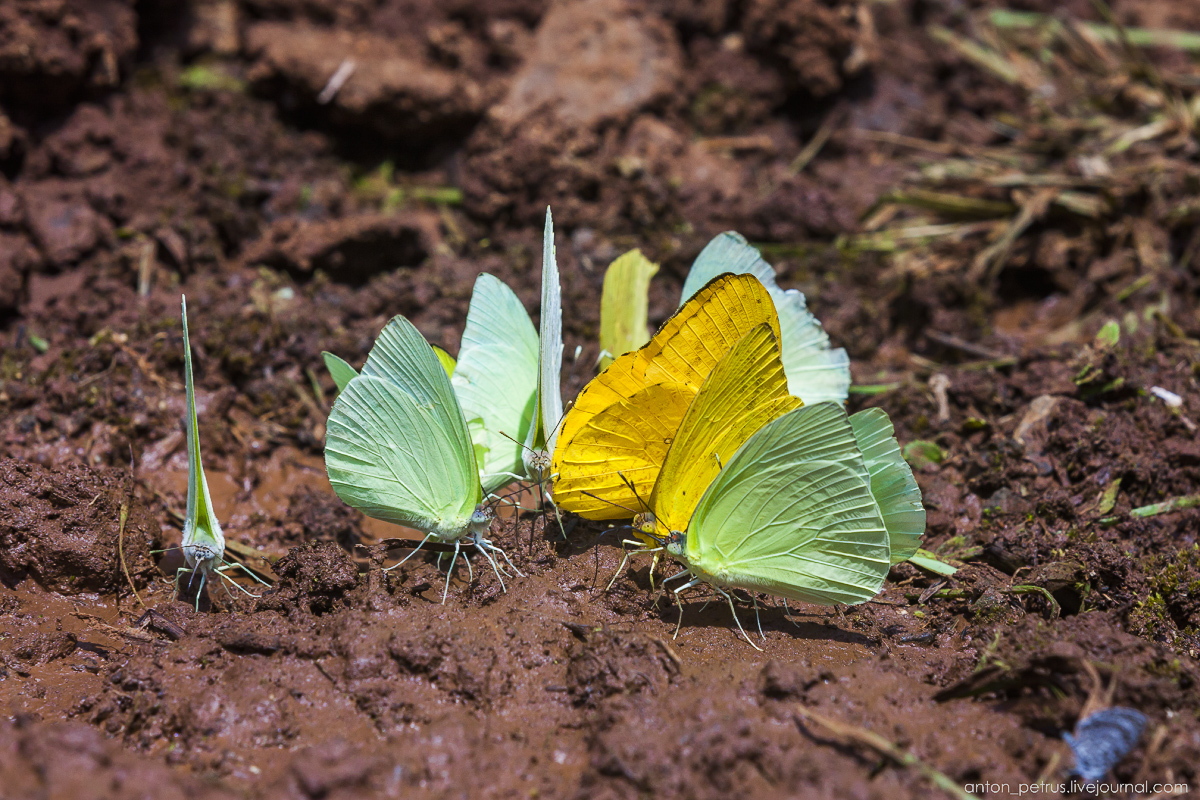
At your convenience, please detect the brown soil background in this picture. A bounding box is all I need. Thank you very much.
[2,0,1200,797]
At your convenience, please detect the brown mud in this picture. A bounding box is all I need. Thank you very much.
[2,0,1200,797]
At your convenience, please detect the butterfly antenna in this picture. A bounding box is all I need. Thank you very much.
[497,429,537,456]
[548,400,573,439]
[616,471,651,513]
[581,490,641,516]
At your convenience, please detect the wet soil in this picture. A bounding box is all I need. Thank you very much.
[2,0,1200,797]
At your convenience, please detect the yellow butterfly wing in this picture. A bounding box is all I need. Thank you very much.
[599,249,659,370]
[549,382,693,518]
[553,273,779,519]
[649,323,802,541]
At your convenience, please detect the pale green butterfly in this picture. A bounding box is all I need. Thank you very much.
[681,232,851,404]
[519,207,564,486]
[683,235,925,565]
[323,314,522,602]
[175,296,267,610]
[656,401,891,648]
[321,208,563,507]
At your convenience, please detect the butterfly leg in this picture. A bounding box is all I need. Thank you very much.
[673,591,685,640]
[172,567,193,602]
[194,570,208,613]
[717,587,763,652]
[219,558,271,587]
[541,482,566,540]
[441,541,461,605]
[648,551,661,591]
[669,577,704,640]
[472,540,508,594]
[384,532,436,573]
[604,540,649,592]
[489,540,525,579]
[216,567,262,599]
[660,568,691,587]
[753,596,765,641]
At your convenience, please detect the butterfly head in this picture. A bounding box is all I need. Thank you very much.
[182,542,221,573]
[470,504,495,533]
[525,449,552,479]
[632,511,658,537]
[665,530,686,557]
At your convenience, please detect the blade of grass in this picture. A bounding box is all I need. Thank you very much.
[793,705,979,800]
[989,10,1200,52]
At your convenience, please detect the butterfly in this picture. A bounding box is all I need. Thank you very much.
[322,209,563,501]
[323,313,521,602]
[625,324,891,646]
[1065,707,1147,782]
[552,272,781,520]
[173,296,267,610]
[598,248,658,370]
[681,232,851,404]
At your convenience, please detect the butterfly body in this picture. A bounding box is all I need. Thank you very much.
[324,315,520,600]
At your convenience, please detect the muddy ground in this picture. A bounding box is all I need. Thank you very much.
[2,0,1200,797]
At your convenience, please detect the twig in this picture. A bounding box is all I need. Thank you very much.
[317,59,356,104]
[989,10,1200,52]
[793,705,979,800]
[134,609,186,640]
[117,500,145,609]
[968,188,1059,283]
[925,332,1005,360]
[1006,584,1061,619]
[789,107,843,175]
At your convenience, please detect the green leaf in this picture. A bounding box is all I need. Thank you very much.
[908,550,959,576]
[902,440,945,469]
[1095,320,1120,349]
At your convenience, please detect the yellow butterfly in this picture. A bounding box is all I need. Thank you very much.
[551,273,790,525]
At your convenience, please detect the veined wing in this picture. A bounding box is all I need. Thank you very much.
[551,382,693,519]
[322,351,358,394]
[686,403,889,605]
[650,323,801,538]
[359,315,479,489]
[180,296,224,557]
[554,273,779,483]
[452,273,538,494]
[325,374,480,537]
[682,232,850,403]
[849,408,926,564]
[599,249,658,369]
[536,207,564,458]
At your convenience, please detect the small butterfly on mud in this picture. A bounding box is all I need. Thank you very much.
[167,296,269,611]
[1064,706,1147,781]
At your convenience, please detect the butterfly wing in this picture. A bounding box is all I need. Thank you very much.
[599,249,659,370]
[650,323,801,539]
[451,274,538,494]
[180,297,225,564]
[849,408,926,564]
[551,382,695,519]
[325,375,479,536]
[322,351,359,394]
[553,273,779,515]
[526,207,565,465]
[683,232,850,404]
[685,403,890,605]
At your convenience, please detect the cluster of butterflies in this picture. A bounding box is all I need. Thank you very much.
[175,208,926,646]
